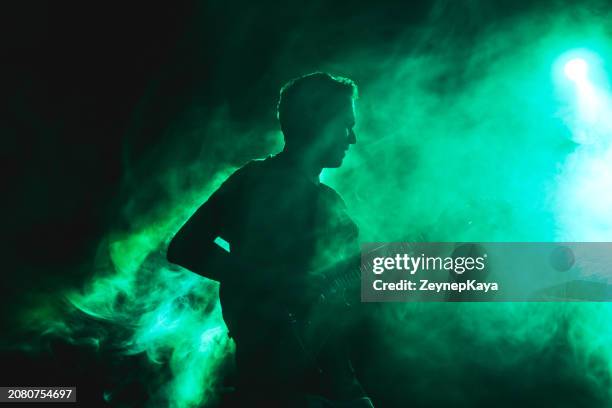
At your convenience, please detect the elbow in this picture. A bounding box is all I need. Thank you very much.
[166,238,184,266]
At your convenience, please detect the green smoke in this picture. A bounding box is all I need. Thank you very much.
[18,1,612,407]
[319,2,612,406]
[58,177,237,407]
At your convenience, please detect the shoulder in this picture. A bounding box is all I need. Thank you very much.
[230,156,268,177]
[233,155,276,179]
[216,156,272,191]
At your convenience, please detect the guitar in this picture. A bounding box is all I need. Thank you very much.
[284,241,428,367]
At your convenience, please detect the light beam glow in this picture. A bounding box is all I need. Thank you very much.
[564,58,588,82]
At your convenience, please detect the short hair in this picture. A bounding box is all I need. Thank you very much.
[277,72,358,147]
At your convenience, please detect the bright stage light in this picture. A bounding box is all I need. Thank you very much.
[564,58,588,82]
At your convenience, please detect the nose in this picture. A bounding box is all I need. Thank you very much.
[348,128,356,145]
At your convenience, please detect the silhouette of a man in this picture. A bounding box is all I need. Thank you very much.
[168,73,373,407]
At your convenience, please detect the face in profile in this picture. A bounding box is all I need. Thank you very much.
[314,98,357,168]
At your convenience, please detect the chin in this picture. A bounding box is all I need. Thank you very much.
[324,157,344,168]
[321,151,347,168]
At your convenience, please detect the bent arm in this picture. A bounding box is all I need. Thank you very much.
[167,200,231,281]
[167,170,244,281]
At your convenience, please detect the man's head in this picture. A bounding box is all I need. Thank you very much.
[277,72,357,168]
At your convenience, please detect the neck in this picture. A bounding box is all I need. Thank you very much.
[278,148,322,185]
